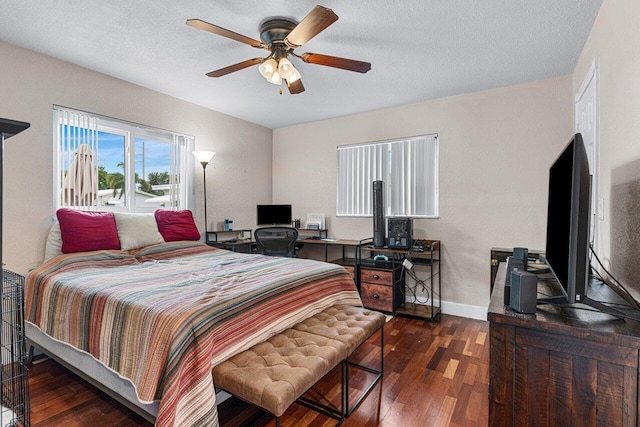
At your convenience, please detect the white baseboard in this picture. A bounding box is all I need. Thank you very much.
[440,300,488,321]
[405,299,488,321]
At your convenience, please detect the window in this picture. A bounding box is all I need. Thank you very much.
[337,134,438,217]
[54,106,195,212]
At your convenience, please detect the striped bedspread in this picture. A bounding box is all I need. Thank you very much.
[25,241,362,426]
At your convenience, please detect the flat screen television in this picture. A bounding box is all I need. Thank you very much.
[540,133,629,318]
[543,133,591,304]
[257,204,292,226]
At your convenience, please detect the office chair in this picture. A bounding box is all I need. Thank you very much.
[254,227,299,257]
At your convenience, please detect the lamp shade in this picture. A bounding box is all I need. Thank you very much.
[277,58,296,79]
[286,66,302,84]
[267,70,282,85]
[192,151,216,165]
[258,58,278,79]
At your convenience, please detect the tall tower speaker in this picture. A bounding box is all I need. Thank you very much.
[372,180,386,248]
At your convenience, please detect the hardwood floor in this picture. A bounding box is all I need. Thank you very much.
[28,314,489,426]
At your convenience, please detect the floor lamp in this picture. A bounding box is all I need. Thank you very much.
[193,151,216,238]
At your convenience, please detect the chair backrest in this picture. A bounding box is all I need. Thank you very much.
[254,227,299,257]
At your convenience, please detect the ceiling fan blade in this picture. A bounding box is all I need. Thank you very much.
[286,78,305,94]
[206,58,264,77]
[284,6,338,48]
[301,53,371,73]
[285,79,304,95]
[187,19,266,49]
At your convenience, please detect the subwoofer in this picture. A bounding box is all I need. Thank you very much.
[372,180,385,248]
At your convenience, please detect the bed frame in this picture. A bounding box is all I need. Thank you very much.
[26,321,158,423]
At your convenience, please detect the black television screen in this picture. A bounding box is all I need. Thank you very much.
[543,133,591,304]
[257,204,292,225]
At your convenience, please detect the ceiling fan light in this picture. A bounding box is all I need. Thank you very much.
[267,70,282,85]
[258,58,278,79]
[287,67,302,83]
[277,58,296,79]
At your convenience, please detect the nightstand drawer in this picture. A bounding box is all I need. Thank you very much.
[360,283,394,312]
[360,268,393,285]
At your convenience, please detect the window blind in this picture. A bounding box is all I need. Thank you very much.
[55,108,99,210]
[53,106,195,212]
[337,134,438,217]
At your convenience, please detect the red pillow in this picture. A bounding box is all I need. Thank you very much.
[56,208,121,253]
[154,210,200,242]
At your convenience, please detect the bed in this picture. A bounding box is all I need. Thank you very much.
[25,216,362,427]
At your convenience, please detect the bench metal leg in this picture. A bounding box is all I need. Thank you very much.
[344,324,384,417]
[297,360,344,425]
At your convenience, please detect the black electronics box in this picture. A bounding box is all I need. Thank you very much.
[504,256,525,305]
[360,257,394,269]
[509,271,538,314]
[387,217,413,249]
[513,247,529,270]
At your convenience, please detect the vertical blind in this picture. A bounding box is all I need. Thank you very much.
[337,142,388,216]
[54,106,195,212]
[337,134,438,217]
[55,108,99,210]
[169,134,194,212]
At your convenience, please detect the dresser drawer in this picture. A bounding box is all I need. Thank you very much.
[360,268,393,285]
[360,283,394,312]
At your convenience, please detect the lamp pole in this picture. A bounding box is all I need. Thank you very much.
[192,151,216,240]
[201,161,208,234]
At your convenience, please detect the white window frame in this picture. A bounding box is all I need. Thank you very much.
[337,134,439,218]
[53,106,195,213]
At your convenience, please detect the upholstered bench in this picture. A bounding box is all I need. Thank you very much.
[213,328,347,426]
[293,304,386,415]
[212,305,386,425]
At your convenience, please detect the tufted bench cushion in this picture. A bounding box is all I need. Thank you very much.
[293,304,386,355]
[212,328,347,417]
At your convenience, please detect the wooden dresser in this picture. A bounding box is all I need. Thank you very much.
[488,264,640,426]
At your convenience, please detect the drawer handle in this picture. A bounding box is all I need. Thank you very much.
[372,274,380,279]
[372,294,380,299]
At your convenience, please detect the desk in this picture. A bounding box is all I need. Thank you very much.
[298,239,360,279]
[299,238,361,262]
[206,229,252,243]
[207,239,255,253]
[295,228,328,239]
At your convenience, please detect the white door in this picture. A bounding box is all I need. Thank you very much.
[575,60,599,253]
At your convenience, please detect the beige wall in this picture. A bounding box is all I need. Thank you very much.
[0,41,273,276]
[573,0,640,293]
[273,77,573,309]
[0,35,587,311]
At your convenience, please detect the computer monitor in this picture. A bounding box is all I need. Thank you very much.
[256,204,292,225]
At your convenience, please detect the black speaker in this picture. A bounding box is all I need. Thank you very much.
[504,256,524,287]
[513,247,529,270]
[372,180,386,248]
[388,217,412,249]
[509,271,537,314]
[504,256,524,305]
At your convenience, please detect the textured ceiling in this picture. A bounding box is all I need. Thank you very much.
[0,0,603,129]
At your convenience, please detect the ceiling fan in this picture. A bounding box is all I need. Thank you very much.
[186,5,371,94]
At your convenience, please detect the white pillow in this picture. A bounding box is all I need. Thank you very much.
[44,221,63,261]
[114,212,164,251]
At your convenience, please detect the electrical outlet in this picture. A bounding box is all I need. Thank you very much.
[402,259,413,270]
